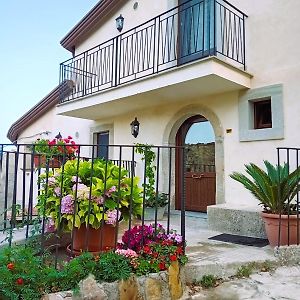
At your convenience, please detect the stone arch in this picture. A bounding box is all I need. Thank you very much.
[162,103,225,205]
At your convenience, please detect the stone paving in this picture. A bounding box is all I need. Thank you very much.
[188,266,300,300]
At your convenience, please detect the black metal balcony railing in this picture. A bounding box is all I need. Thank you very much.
[59,0,247,103]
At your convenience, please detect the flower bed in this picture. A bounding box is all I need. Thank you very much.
[0,224,187,300]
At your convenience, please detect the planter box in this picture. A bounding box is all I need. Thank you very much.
[34,155,62,168]
[144,206,166,221]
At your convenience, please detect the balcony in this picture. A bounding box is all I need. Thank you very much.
[58,0,250,119]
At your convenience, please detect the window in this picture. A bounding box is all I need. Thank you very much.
[253,99,272,129]
[96,131,109,160]
[238,84,283,142]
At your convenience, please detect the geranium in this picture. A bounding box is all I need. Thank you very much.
[32,135,78,159]
[115,249,138,258]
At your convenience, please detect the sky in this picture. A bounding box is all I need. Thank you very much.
[185,122,215,144]
[0,1,99,144]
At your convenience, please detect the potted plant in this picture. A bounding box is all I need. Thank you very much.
[135,144,168,221]
[36,158,143,254]
[230,160,300,246]
[32,135,78,168]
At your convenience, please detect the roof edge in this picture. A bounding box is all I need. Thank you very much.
[60,0,124,53]
[7,81,73,143]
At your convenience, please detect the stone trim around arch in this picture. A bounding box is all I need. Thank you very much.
[162,104,225,206]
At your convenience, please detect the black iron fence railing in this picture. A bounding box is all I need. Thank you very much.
[0,143,186,267]
[276,147,300,247]
[59,0,247,103]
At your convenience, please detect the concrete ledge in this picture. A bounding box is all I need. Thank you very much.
[207,204,266,238]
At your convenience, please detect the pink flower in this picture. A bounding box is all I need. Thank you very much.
[45,218,56,233]
[105,186,117,197]
[115,248,138,258]
[105,209,121,226]
[61,195,74,214]
[48,177,56,186]
[54,187,61,196]
[73,183,90,200]
[71,176,82,183]
[93,196,104,205]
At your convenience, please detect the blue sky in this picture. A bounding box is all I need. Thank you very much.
[0,1,99,144]
[185,122,215,144]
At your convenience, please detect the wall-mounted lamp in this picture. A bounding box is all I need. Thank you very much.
[130,117,140,138]
[55,132,62,139]
[116,14,124,32]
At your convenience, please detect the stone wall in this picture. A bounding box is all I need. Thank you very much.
[43,261,186,300]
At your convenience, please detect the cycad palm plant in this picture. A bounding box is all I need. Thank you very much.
[230,161,300,214]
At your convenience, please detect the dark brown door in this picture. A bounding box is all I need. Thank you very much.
[175,115,216,212]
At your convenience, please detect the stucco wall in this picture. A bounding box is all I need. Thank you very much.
[75,0,177,55]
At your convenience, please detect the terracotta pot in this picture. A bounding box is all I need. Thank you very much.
[70,224,117,255]
[261,212,300,247]
[34,155,62,168]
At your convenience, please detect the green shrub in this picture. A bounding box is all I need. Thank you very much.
[200,275,218,288]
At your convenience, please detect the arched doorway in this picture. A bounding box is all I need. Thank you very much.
[175,115,216,212]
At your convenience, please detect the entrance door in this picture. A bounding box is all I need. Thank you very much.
[175,115,216,212]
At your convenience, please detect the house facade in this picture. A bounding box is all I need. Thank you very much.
[7,0,300,237]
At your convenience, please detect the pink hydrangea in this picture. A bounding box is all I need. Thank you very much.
[54,187,61,196]
[105,209,121,226]
[48,177,56,186]
[105,186,117,197]
[72,183,90,200]
[93,196,104,205]
[61,194,74,214]
[71,176,82,183]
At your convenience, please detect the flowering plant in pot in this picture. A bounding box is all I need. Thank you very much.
[32,135,78,168]
[116,223,187,273]
[36,158,143,254]
[135,144,168,220]
[230,160,300,246]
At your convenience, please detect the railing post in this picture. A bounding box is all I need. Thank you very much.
[114,36,119,87]
[213,0,217,56]
[82,51,87,97]
[243,14,246,70]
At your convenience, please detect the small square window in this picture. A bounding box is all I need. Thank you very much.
[253,99,272,129]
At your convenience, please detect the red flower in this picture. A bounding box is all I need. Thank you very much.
[176,246,183,255]
[7,262,14,270]
[169,254,177,261]
[64,139,70,143]
[68,136,73,140]
[159,262,166,271]
[143,245,151,254]
[16,278,24,285]
[48,139,56,146]
[152,252,159,258]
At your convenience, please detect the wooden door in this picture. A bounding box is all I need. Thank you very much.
[175,115,216,212]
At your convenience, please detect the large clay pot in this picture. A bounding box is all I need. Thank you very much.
[34,155,62,168]
[261,212,300,247]
[70,224,117,255]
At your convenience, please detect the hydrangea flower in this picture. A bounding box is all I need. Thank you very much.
[93,196,104,205]
[105,209,121,226]
[45,218,56,233]
[54,187,61,196]
[72,183,90,200]
[71,176,82,183]
[61,195,74,214]
[105,186,117,197]
[48,177,56,186]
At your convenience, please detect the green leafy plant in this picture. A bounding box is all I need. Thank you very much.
[230,160,300,214]
[36,159,143,231]
[236,264,254,278]
[199,274,218,288]
[135,144,168,208]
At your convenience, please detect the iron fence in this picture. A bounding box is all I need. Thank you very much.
[276,147,300,247]
[0,143,186,266]
[60,0,247,102]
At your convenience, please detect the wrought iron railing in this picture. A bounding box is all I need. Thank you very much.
[59,0,247,103]
[0,143,186,266]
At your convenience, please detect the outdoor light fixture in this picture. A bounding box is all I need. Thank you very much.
[55,132,62,139]
[116,14,124,32]
[130,117,140,138]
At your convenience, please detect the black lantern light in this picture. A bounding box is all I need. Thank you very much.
[116,14,124,32]
[130,117,140,138]
[55,132,62,139]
